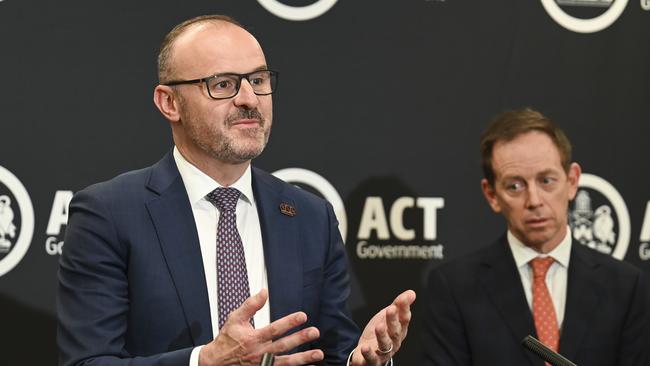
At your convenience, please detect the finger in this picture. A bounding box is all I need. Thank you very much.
[374,321,393,355]
[274,349,324,366]
[255,311,308,342]
[385,305,402,345]
[393,289,416,308]
[359,344,381,365]
[228,289,269,323]
[267,327,320,355]
[394,290,416,326]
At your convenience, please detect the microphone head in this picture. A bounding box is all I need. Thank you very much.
[521,335,577,366]
[260,352,275,366]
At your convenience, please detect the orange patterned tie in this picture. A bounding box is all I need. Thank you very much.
[530,257,559,362]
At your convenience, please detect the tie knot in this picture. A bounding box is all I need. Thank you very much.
[530,257,555,279]
[206,187,241,212]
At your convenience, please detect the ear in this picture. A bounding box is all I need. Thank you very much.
[566,162,582,200]
[481,178,502,213]
[153,85,181,122]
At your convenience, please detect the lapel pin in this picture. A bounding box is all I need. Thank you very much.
[279,202,297,217]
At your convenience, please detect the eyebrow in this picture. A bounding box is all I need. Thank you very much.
[536,169,561,176]
[500,169,561,182]
[212,65,269,75]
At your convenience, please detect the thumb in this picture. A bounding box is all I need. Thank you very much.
[394,289,416,307]
[228,289,268,324]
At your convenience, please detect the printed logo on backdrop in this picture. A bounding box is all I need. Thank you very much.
[541,0,628,33]
[344,176,445,261]
[642,0,650,11]
[569,173,630,259]
[0,165,34,277]
[638,202,650,260]
[45,191,73,256]
[355,196,445,260]
[257,0,337,21]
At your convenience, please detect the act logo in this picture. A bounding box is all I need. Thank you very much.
[541,0,628,33]
[45,190,73,255]
[355,196,445,260]
[272,168,347,240]
[257,0,337,21]
[0,165,34,277]
[569,173,630,260]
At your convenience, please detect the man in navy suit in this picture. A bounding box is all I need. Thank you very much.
[421,108,649,365]
[57,15,415,366]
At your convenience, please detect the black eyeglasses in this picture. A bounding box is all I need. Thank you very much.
[163,69,279,100]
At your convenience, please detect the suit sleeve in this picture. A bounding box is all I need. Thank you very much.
[57,188,193,366]
[615,269,650,366]
[421,267,472,366]
[314,201,360,365]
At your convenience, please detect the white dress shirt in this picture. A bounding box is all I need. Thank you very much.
[172,148,269,365]
[507,227,572,328]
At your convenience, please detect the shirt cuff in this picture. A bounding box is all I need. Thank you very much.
[346,348,393,366]
[189,345,204,366]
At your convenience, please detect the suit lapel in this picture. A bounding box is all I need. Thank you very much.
[558,244,599,361]
[479,238,540,366]
[145,153,213,345]
[252,168,302,321]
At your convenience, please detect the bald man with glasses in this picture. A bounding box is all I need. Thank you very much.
[57,14,415,366]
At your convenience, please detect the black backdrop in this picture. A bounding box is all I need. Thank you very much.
[1,0,649,364]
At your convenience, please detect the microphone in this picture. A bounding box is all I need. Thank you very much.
[260,352,275,366]
[521,335,577,366]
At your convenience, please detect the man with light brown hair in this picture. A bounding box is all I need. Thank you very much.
[421,107,649,365]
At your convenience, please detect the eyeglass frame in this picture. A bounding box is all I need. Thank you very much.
[162,69,279,100]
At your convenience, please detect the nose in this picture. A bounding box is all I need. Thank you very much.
[526,184,543,209]
[233,78,259,109]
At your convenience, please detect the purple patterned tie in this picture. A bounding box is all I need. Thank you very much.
[206,187,253,329]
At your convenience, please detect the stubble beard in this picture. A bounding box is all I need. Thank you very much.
[185,107,271,165]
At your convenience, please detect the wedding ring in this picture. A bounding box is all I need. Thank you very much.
[378,343,393,355]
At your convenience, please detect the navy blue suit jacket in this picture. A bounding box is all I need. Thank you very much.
[57,152,359,366]
[421,236,650,366]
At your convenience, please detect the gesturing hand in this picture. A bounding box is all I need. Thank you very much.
[351,290,416,366]
[199,289,324,366]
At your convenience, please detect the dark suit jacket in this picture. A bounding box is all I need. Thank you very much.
[421,236,650,366]
[57,152,359,366]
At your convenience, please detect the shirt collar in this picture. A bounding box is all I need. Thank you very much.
[173,147,255,206]
[508,226,572,269]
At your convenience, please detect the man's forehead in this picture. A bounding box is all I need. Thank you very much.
[178,21,250,45]
[171,22,266,75]
[493,132,559,158]
[492,132,564,177]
